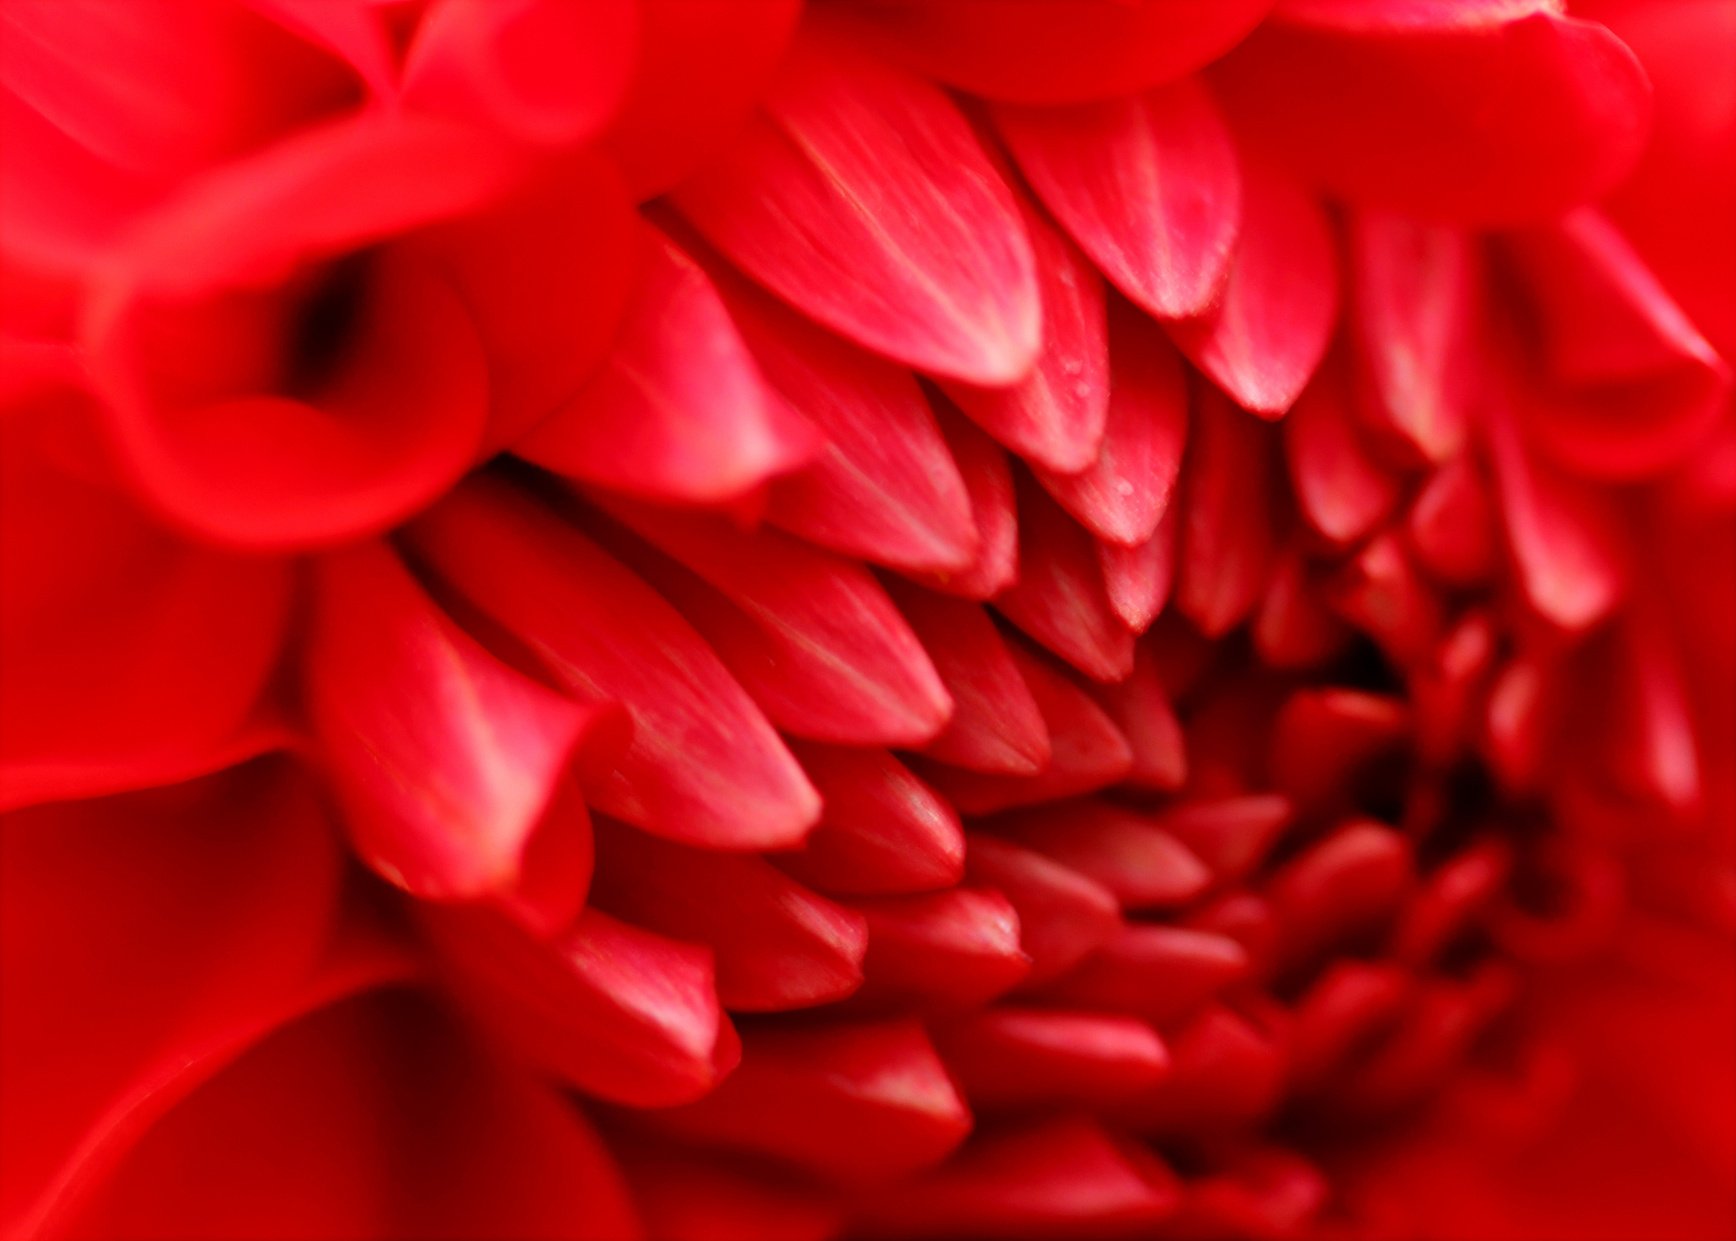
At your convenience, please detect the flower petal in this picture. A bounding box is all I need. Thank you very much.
[851,889,1031,1010]
[517,224,820,504]
[1036,308,1189,546]
[778,743,967,896]
[674,29,1040,384]
[935,1009,1171,1110]
[904,402,1021,597]
[592,818,868,1013]
[997,79,1241,322]
[592,497,953,747]
[1165,160,1339,416]
[304,539,603,905]
[1176,388,1282,636]
[832,0,1275,103]
[1284,356,1403,547]
[1215,9,1652,222]
[405,477,820,850]
[964,835,1124,987]
[983,799,1214,911]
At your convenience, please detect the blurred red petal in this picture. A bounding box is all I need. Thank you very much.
[650,1021,972,1184]
[593,818,868,1012]
[1040,925,1251,1026]
[936,1009,1171,1110]
[964,835,1124,988]
[904,402,1021,597]
[833,0,1274,104]
[674,30,1040,384]
[405,478,820,850]
[851,888,1031,1009]
[1284,358,1403,547]
[984,799,1213,911]
[429,906,737,1107]
[401,0,636,146]
[1089,642,1189,790]
[1177,388,1282,636]
[1098,509,1178,635]
[997,79,1241,322]
[1215,9,1652,223]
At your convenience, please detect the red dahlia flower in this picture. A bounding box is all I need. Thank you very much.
[1,1,1732,1238]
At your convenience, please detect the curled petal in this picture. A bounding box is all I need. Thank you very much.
[674,30,1040,384]
[0,400,292,810]
[1215,9,1652,223]
[997,79,1241,322]
[405,478,820,850]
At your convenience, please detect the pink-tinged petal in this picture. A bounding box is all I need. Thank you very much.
[0,400,292,811]
[1346,211,1478,464]
[1600,605,1704,818]
[61,991,641,1241]
[836,0,1274,103]
[983,799,1213,911]
[1501,209,1733,480]
[851,889,1031,1010]
[996,473,1136,682]
[1036,308,1189,545]
[519,225,819,504]
[940,188,1111,474]
[854,1117,1183,1238]
[592,497,952,747]
[0,0,367,267]
[886,579,1051,775]
[413,154,636,450]
[427,906,736,1107]
[607,0,803,198]
[304,540,603,904]
[1270,689,1410,815]
[1267,820,1415,975]
[1254,546,1355,670]
[615,1143,841,1241]
[1115,1005,1287,1138]
[401,0,636,146]
[592,819,867,1013]
[1166,160,1338,415]
[1098,510,1178,636]
[1042,926,1251,1027]
[673,30,1040,384]
[964,835,1124,988]
[1485,392,1627,632]
[1480,653,1558,794]
[1215,10,1652,223]
[997,79,1241,322]
[1089,642,1188,790]
[919,643,1136,814]
[650,1021,973,1184]
[778,743,966,896]
[405,478,820,850]
[708,271,980,573]
[1157,795,1292,885]
[1276,0,1555,30]
[1284,358,1403,547]
[1406,456,1498,587]
[905,402,1021,597]
[0,764,355,1240]
[936,1010,1171,1110]
[1176,388,1282,636]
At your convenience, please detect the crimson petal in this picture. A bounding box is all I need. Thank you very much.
[674,30,1040,384]
[997,79,1241,322]
[405,478,820,850]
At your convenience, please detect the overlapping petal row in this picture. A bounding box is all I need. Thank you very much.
[2,1,1732,1238]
